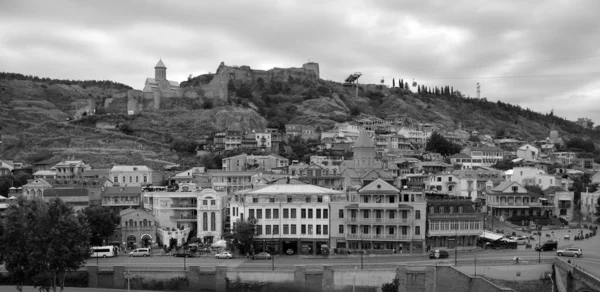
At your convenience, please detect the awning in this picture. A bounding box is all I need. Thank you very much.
[480,231,504,241]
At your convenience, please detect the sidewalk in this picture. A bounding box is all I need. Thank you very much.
[0,287,170,292]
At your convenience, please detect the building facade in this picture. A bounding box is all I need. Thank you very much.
[119,208,157,249]
[109,165,154,187]
[426,197,483,249]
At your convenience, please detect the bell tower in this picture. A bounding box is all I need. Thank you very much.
[155,59,167,80]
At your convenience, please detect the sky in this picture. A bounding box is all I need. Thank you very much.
[1,0,599,125]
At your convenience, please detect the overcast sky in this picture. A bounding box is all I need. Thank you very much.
[1,0,599,124]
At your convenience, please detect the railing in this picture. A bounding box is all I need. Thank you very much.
[103,201,139,206]
[169,215,197,221]
[345,218,412,224]
[170,204,197,208]
[198,205,221,211]
[427,229,482,236]
[346,234,415,241]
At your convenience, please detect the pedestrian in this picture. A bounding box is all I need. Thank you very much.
[392,248,396,254]
[399,246,403,254]
[246,252,249,259]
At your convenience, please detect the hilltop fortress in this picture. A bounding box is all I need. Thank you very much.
[103,60,320,114]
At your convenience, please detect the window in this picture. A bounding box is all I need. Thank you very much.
[257,209,262,219]
[143,175,148,183]
[203,200,208,205]
[283,224,289,234]
[403,194,409,202]
[266,209,271,219]
[136,176,139,183]
[287,196,292,203]
[323,225,328,235]
[449,206,454,213]
[249,209,255,218]
[211,212,216,231]
[448,177,453,182]
[316,225,321,235]
[389,196,395,203]
[363,196,369,203]
[273,225,279,235]
[305,197,311,203]
[203,213,208,231]
[317,196,323,203]
[437,177,442,182]
[129,176,132,183]
[351,210,357,218]
[256,225,262,235]
[415,210,421,220]
[362,226,369,234]
[339,210,344,218]
[363,210,369,218]
[269,197,275,203]
[316,209,321,219]
[252,197,258,203]
[273,209,279,219]
[389,211,395,219]
[308,209,313,219]
[211,200,215,205]
[301,209,306,219]
[458,206,463,213]
[308,225,313,234]
[351,226,357,234]
[301,224,306,235]
[291,224,297,234]
[429,206,434,213]
[266,225,271,235]
[512,186,518,192]
[114,176,118,183]
[411,194,414,202]
[323,209,328,219]
[439,206,444,213]
[339,225,344,234]
[291,209,297,218]
[415,226,420,235]
[375,210,382,219]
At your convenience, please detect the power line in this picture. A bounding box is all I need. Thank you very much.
[419,72,600,81]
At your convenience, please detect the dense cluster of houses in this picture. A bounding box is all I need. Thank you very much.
[1,116,599,255]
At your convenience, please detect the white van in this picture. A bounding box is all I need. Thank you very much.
[90,246,117,258]
[129,248,151,257]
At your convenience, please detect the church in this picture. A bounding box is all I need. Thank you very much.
[143,59,180,94]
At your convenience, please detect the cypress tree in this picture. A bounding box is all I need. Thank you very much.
[392,78,395,88]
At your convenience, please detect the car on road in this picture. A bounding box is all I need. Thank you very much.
[564,235,570,240]
[252,252,271,260]
[286,249,295,255]
[534,241,557,252]
[428,250,449,259]
[173,250,195,258]
[129,248,151,257]
[215,252,234,259]
[557,248,582,257]
[513,236,528,245]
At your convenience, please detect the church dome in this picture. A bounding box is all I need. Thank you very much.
[155,59,167,69]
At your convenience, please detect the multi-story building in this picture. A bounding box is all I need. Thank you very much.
[450,146,504,169]
[254,131,272,151]
[208,170,258,194]
[506,167,558,190]
[222,154,288,172]
[426,196,483,249]
[102,186,142,209]
[109,166,154,187]
[119,208,157,249]
[229,183,345,255]
[267,128,283,153]
[582,191,600,222]
[486,181,551,219]
[212,131,226,152]
[225,130,243,151]
[452,169,504,201]
[426,173,460,195]
[285,124,318,140]
[344,178,427,253]
[143,184,226,246]
[516,144,540,161]
[397,127,430,147]
[288,162,343,190]
[54,160,91,178]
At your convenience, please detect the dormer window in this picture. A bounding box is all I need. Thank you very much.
[512,186,518,192]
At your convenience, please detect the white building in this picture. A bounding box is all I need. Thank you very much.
[143,184,226,245]
[109,165,154,186]
[516,144,539,161]
[582,191,600,222]
[397,127,430,146]
[229,183,345,255]
[507,167,559,190]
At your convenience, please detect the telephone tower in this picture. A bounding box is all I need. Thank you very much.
[476,82,481,99]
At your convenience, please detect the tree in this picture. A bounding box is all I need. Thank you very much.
[595,197,600,224]
[256,77,265,92]
[237,83,253,99]
[80,206,120,246]
[0,197,91,292]
[350,106,361,116]
[425,132,462,156]
[524,185,544,197]
[225,217,257,254]
[392,78,395,88]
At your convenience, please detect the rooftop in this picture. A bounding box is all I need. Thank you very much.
[110,165,152,172]
[247,184,343,195]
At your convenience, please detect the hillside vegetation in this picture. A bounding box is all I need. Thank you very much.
[1,71,598,169]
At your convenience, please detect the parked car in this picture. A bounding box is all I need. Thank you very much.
[513,236,528,245]
[564,235,570,240]
[215,252,234,259]
[129,248,151,257]
[557,248,582,257]
[252,252,271,260]
[428,250,449,259]
[534,241,558,252]
[286,249,295,255]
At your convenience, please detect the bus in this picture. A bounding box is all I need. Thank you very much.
[90,246,118,258]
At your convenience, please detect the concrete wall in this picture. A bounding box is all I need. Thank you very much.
[456,264,552,281]
[87,264,516,292]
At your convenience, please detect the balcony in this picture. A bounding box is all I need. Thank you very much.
[170,215,197,222]
[345,217,413,225]
[170,203,197,208]
[356,203,399,208]
[427,229,482,236]
[198,205,221,211]
[346,234,415,241]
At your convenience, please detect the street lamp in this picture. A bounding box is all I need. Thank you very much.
[537,224,542,263]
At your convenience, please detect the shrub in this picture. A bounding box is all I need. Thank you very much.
[381,278,400,292]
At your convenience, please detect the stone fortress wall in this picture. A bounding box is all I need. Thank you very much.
[103,61,321,114]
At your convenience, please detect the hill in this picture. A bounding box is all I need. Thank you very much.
[1,68,599,169]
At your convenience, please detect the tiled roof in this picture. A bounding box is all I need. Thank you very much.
[247,184,343,195]
[110,165,152,172]
[155,59,166,68]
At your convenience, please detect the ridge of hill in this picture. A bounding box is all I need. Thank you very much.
[1,70,598,169]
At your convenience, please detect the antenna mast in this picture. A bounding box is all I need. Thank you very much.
[476,82,481,99]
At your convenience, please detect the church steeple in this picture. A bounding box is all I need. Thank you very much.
[352,130,375,168]
[155,59,167,80]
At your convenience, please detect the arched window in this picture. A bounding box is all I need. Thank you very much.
[458,206,463,213]
[203,213,208,231]
[143,219,147,227]
[129,219,133,227]
[429,206,434,213]
[439,206,444,213]
[449,206,454,213]
[211,212,216,231]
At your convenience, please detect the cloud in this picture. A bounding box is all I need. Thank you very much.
[0,0,599,123]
